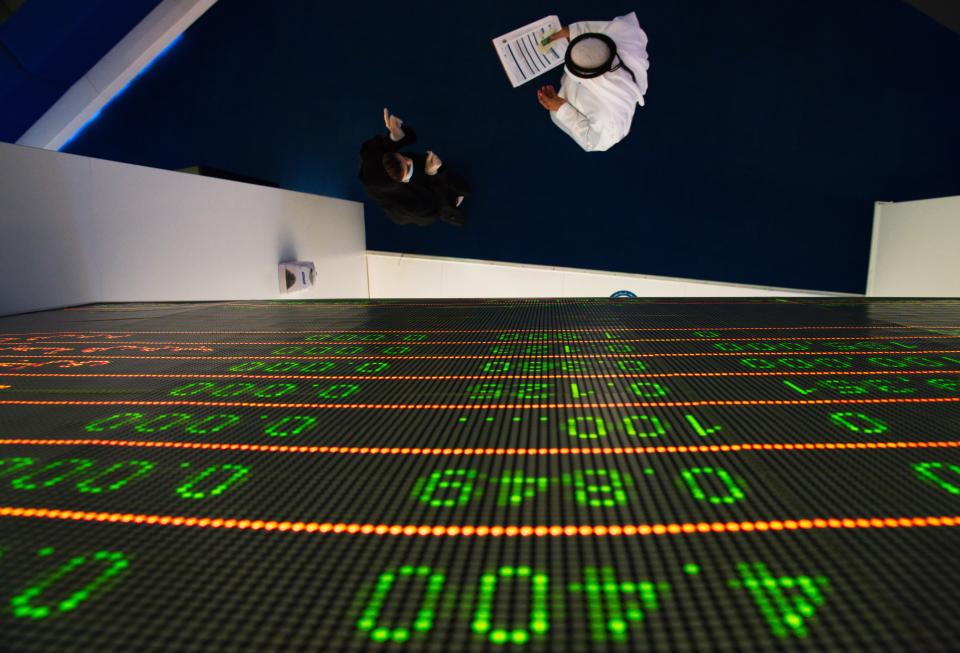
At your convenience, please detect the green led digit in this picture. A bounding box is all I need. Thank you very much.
[333,346,363,355]
[0,457,36,478]
[814,357,852,369]
[828,412,887,434]
[352,361,389,374]
[184,414,242,434]
[729,562,829,639]
[382,346,411,355]
[606,343,634,353]
[84,413,145,432]
[679,467,746,504]
[616,360,646,372]
[133,413,192,433]
[867,357,907,369]
[630,382,667,398]
[469,383,503,400]
[316,384,360,399]
[228,361,265,372]
[818,379,868,395]
[11,459,94,490]
[740,358,775,369]
[692,331,720,337]
[564,469,631,507]
[271,346,316,355]
[76,461,156,494]
[497,333,521,341]
[783,381,817,395]
[412,470,478,507]
[516,383,552,400]
[175,464,251,500]
[472,566,549,644]
[11,551,131,620]
[569,567,668,643]
[263,416,317,437]
[714,343,743,351]
[684,414,722,437]
[928,378,959,392]
[495,472,549,506]
[903,356,945,368]
[169,382,216,397]
[621,415,667,437]
[913,462,960,494]
[566,416,608,439]
[300,361,336,373]
[863,378,915,394]
[252,383,297,398]
[559,360,586,373]
[402,334,427,342]
[521,361,551,373]
[261,361,302,372]
[210,382,257,397]
[778,358,814,369]
[356,566,446,643]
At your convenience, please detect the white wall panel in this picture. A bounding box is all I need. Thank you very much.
[0,142,367,315]
[367,252,834,298]
[868,197,960,296]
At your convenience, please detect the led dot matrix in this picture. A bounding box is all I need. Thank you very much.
[2,298,960,651]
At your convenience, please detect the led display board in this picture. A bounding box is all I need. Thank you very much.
[1,298,960,651]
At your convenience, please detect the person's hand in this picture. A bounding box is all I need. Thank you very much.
[537,85,567,112]
[383,107,404,140]
[544,26,569,44]
[425,151,443,176]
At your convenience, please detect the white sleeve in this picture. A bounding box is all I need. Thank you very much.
[569,20,610,38]
[553,102,605,152]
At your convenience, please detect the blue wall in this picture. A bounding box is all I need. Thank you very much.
[0,0,161,142]
[43,1,960,292]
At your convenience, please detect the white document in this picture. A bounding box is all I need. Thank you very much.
[493,15,568,88]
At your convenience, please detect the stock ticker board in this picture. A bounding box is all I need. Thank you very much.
[1,298,960,651]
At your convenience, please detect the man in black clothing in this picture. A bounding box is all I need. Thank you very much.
[359,108,471,227]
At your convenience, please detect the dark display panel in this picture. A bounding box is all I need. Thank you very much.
[1,298,960,652]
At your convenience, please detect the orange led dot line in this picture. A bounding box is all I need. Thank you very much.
[2,439,958,457]
[9,335,960,347]
[0,397,958,411]
[2,325,955,336]
[4,349,960,362]
[0,369,957,382]
[1,507,958,538]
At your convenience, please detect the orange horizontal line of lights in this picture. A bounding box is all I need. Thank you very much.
[4,350,960,362]
[0,397,958,410]
[7,335,959,346]
[2,506,958,537]
[2,439,958,456]
[2,325,955,336]
[0,370,956,382]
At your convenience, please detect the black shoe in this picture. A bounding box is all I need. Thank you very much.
[440,210,467,227]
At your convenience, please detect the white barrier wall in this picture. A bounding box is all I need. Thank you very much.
[867,196,960,297]
[0,142,367,315]
[366,252,835,298]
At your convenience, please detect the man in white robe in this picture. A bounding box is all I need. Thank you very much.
[537,12,650,152]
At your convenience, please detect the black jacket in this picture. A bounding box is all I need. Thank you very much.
[359,126,469,226]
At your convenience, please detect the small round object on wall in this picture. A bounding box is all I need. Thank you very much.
[610,290,637,298]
